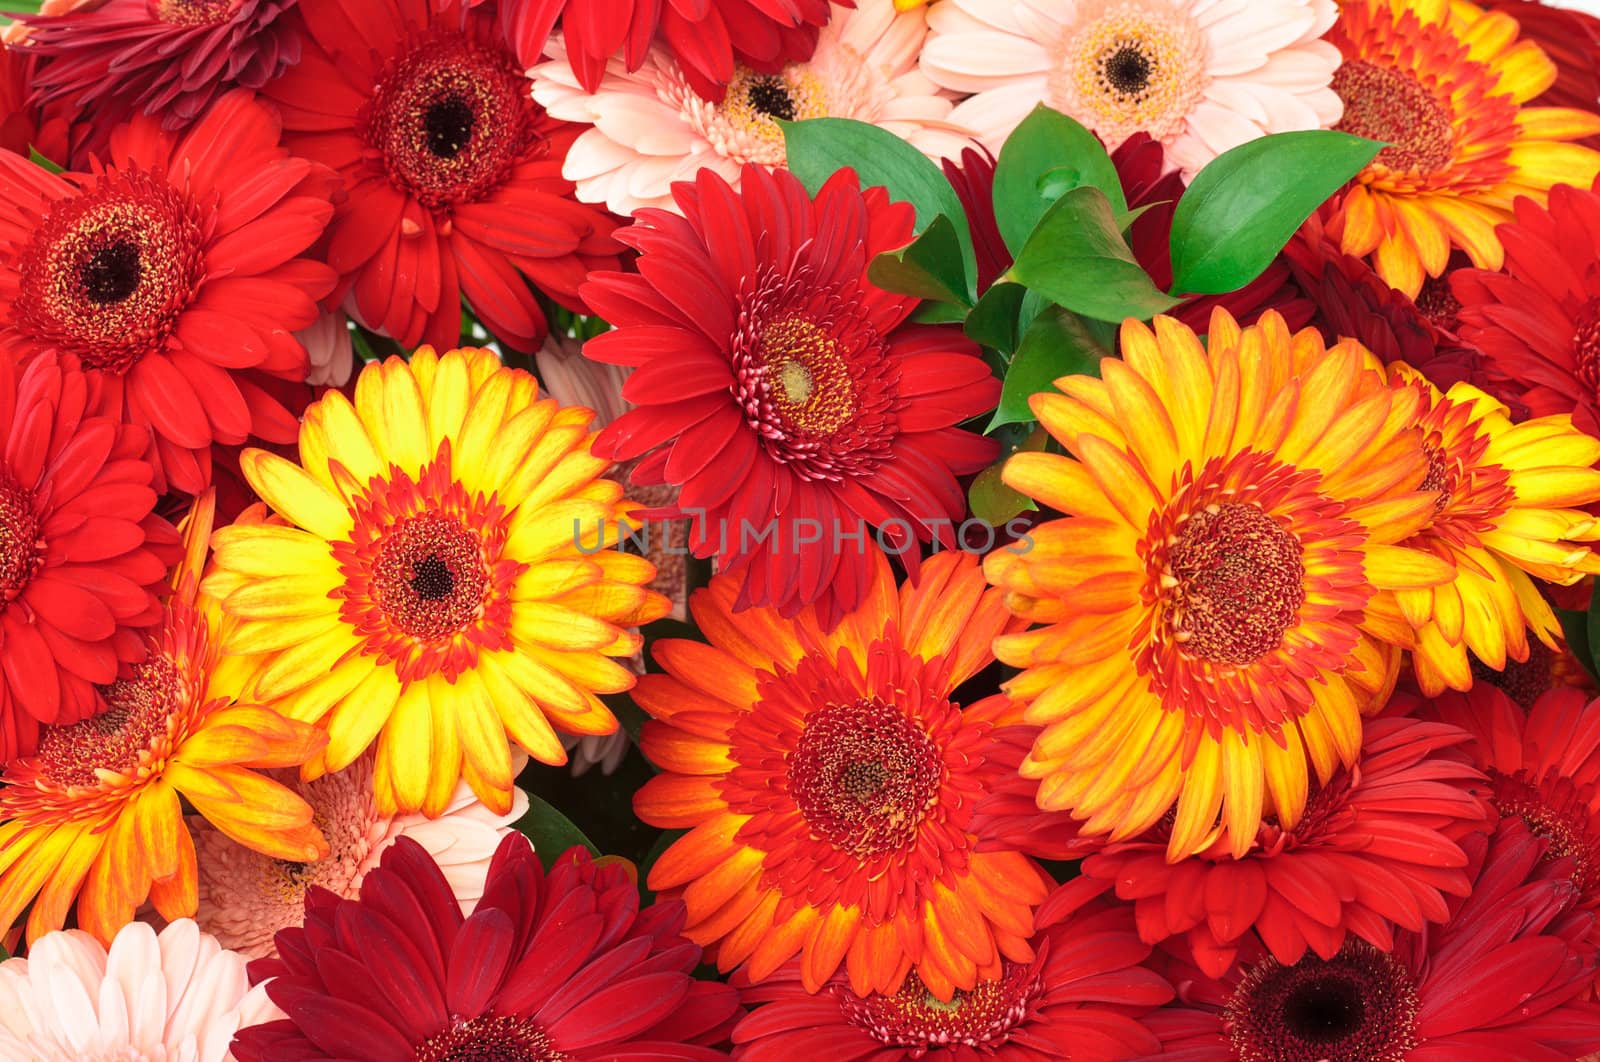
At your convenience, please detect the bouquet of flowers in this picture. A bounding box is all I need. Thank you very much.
[1,0,1600,1058]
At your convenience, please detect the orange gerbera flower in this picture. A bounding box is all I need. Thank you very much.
[1324,0,1600,297]
[985,309,1451,861]
[633,549,1051,1001]
[0,493,326,946]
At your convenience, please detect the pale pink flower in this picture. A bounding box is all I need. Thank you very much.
[920,0,1343,180]
[530,0,976,216]
[0,919,280,1061]
[190,752,529,959]
[295,311,355,388]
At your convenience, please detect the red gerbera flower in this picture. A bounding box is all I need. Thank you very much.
[0,354,177,761]
[583,164,999,626]
[1144,819,1600,1061]
[1468,636,1595,709]
[234,833,743,1060]
[1482,0,1600,150]
[1078,717,1491,979]
[0,44,71,165]
[499,0,838,102]
[730,880,1173,1061]
[266,0,622,355]
[0,89,336,495]
[17,0,301,152]
[1415,683,1600,945]
[1453,176,1600,435]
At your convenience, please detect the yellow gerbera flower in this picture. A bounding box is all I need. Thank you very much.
[984,309,1453,861]
[1367,367,1600,694]
[0,492,327,946]
[1325,0,1600,297]
[205,347,669,818]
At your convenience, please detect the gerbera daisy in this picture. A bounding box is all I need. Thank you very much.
[0,44,70,163]
[266,0,620,355]
[0,89,337,494]
[1416,683,1600,937]
[532,0,971,218]
[500,0,836,102]
[1453,178,1600,434]
[919,0,1343,180]
[583,164,999,626]
[1144,819,1600,1060]
[1079,717,1491,979]
[233,833,743,1060]
[16,0,300,149]
[0,919,282,1062]
[1469,636,1595,709]
[984,308,1450,861]
[731,880,1173,1060]
[1323,0,1600,297]
[0,492,327,946]
[205,347,669,818]
[633,549,1051,1000]
[0,354,178,761]
[191,749,530,959]
[1483,0,1600,149]
[1365,367,1600,695]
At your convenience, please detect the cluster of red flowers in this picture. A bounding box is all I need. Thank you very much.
[4,0,1600,1059]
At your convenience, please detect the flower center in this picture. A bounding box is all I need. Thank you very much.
[838,966,1041,1050]
[372,512,487,641]
[1165,503,1306,665]
[148,0,239,26]
[1050,5,1206,144]
[11,171,204,374]
[1570,298,1600,401]
[0,476,43,603]
[788,697,944,857]
[746,76,797,122]
[1225,940,1420,1062]
[708,66,830,166]
[1470,642,1554,708]
[1420,443,1453,512]
[414,1015,568,1062]
[758,317,853,437]
[1413,275,1462,332]
[1332,60,1455,175]
[1488,768,1600,902]
[363,32,540,209]
[35,654,185,788]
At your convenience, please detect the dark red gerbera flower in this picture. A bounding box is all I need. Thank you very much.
[1453,176,1600,434]
[1483,0,1600,150]
[0,44,71,165]
[266,0,622,354]
[499,0,838,103]
[1143,819,1600,1061]
[0,89,337,495]
[234,833,743,1061]
[731,879,1173,1061]
[1469,636,1595,709]
[582,164,999,628]
[17,0,301,152]
[0,354,178,761]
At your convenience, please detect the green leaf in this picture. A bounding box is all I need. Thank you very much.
[1007,186,1180,324]
[512,793,601,868]
[27,147,62,175]
[968,426,1048,525]
[989,306,1110,431]
[993,105,1126,257]
[911,301,968,324]
[965,283,1026,355]
[0,0,43,27]
[866,214,972,306]
[779,117,975,279]
[1168,130,1383,296]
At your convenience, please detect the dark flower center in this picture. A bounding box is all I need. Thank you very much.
[1420,443,1454,512]
[788,696,944,857]
[37,654,185,788]
[1332,60,1455,175]
[1470,642,1554,708]
[1225,940,1420,1062]
[373,512,487,640]
[1488,767,1600,902]
[1413,275,1462,332]
[1104,45,1153,94]
[1166,503,1307,665]
[364,32,541,209]
[839,966,1042,1050]
[1571,298,1600,400]
[0,477,43,603]
[746,76,797,121]
[414,1015,568,1062]
[12,171,205,374]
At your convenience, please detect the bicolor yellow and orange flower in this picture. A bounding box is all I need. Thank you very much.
[1326,0,1600,296]
[0,493,326,946]
[634,548,1051,1001]
[984,309,1453,862]
[205,347,669,819]
[1367,365,1600,694]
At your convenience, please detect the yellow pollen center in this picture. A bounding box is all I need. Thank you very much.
[1051,5,1206,145]
[778,358,813,405]
[716,66,830,165]
[759,317,854,437]
[1332,60,1456,176]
